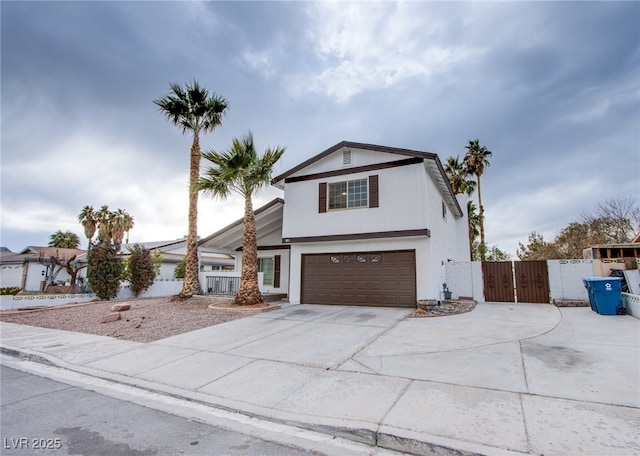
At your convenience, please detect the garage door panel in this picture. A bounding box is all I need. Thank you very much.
[301,250,416,307]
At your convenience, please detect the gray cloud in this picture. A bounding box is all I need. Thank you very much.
[1,1,638,256]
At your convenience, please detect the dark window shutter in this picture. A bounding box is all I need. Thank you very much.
[319,182,327,213]
[274,255,281,288]
[369,175,379,208]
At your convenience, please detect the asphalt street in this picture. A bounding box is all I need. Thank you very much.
[0,365,315,456]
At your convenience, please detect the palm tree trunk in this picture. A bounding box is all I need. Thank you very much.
[477,175,486,261]
[468,218,474,260]
[181,133,202,297]
[235,195,263,305]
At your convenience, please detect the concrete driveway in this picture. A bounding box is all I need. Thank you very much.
[2,302,639,455]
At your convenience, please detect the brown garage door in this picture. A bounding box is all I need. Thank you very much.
[301,250,416,307]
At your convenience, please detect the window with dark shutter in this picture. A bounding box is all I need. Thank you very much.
[369,175,379,208]
[319,182,327,213]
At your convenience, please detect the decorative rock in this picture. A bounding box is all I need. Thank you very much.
[410,299,477,318]
[101,312,121,323]
[416,299,439,311]
[111,303,131,312]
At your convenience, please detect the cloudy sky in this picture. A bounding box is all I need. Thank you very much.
[2,0,639,256]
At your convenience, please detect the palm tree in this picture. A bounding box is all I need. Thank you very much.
[464,139,492,260]
[48,230,81,249]
[154,81,228,297]
[78,205,98,247]
[111,208,134,250]
[444,156,476,196]
[467,201,482,260]
[445,156,476,259]
[195,132,285,305]
[96,205,113,245]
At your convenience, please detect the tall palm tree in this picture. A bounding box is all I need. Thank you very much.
[195,132,285,305]
[111,208,134,250]
[48,230,81,249]
[467,201,482,260]
[154,81,228,297]
[464,139,492,260]
[78,205,98,248]
[96,205,113,245]
[445,156,476,259]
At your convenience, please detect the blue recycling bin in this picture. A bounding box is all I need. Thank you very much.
[582,277,624,315]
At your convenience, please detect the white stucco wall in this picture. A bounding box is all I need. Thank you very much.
[233,250,289,295]
[4,262,86,292]
[423,172,470,294]
[445,261,485,301]
[281,148,469,305]
[157,263,179,280]
[258,226,285,245]
[293,147,410,176]
[1,264,24,288]
[283,162,429,239]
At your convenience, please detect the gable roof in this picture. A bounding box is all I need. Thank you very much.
[272,141,463,217]
[0,246,87,264]
[119,238,190,254]
[199,198,285,251]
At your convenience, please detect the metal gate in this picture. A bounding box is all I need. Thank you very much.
[482,261,550,303]
[482,262,515,302]
[514,261,550,303]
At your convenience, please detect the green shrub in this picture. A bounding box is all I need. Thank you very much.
[87,243,123,300]
[0,287,22,295]
[174,258,186,279]
[125,244,156,297]
[152,249,162,275]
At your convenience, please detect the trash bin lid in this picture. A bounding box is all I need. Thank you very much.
[583,277,623,282]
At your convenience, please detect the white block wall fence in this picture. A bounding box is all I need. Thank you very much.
[622,293,640,318]
[443,261,484,301]
[1,273,265,311]
[547,259,593,302]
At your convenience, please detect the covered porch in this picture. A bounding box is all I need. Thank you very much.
[198,198,290,298]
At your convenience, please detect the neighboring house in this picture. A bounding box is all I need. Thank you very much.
[120,238,234,280]
[583,239,640,276]
[0,241,234,292]
[0,246,88,292]
[200,141,470,307]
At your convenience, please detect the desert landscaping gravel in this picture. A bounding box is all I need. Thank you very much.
[0,297,270,343]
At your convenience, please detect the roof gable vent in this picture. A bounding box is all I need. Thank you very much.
[342,149,352,166]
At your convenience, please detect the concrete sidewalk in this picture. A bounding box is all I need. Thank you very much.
[1,303,639,455]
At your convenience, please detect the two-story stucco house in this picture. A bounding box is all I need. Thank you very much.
[200,141,470,307]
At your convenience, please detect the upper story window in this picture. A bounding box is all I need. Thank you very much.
[319,175,378,213]
[328,178,368,210]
